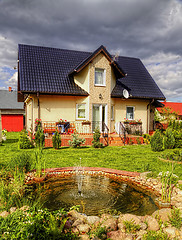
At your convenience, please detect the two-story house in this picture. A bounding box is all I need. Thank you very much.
[18,44,165,145]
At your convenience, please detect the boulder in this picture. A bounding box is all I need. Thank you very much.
[163,226,178,238]
[86,216,100,225]
[118,213,141,225]
[79,234,90,240]
[145,216,160,231]
[152,208,172,222]
[9,207,17,214]
[101,216,118,231]
[68,210,86,222]
[77,224,90,234]
[0,211,9,218]
[107,230,126,240]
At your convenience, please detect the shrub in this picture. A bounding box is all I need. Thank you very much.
[52,130,61,149]
[69,132,85,148]
[173,129,182,148]
[34,125,45,149]
[168,208,182,229]
[150,130,163,152]
[18,130,34,149]
[92,128,103,148]
[143,134,151,144]
[164,128,175,149]
[9,152,33,173]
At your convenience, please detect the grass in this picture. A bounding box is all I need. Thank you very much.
[1,132,182,179]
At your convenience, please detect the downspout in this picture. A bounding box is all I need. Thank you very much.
[37,92,40,119]
[147,99,154,133]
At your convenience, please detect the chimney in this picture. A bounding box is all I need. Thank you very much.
[9,87,12,92]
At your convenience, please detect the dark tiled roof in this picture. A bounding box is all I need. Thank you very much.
[0,90,24,109]
[111,56,165,100]
[18,44,89,95]
[18,44,165,100]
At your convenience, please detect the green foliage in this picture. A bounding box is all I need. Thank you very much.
[0,207,79,240]
[164,128,175,149]
[69,132,85,148]
[18,130,34,149]
[143,230,169,240]
[9,152,33,173]
[172,129,182,148]
[150,130,164,152]
[33,149,45,177]
[94,226,107,239]
[52,130,61,149]
[136,137,141,145]
[161,149,182,162]
[143,134,151,144]
[92,128,103,148]
[168,208,182,229]
[34,126,45,149]
[123,220,141,233]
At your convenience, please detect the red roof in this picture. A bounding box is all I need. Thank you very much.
[158,102,182,116]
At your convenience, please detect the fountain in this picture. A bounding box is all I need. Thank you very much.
[33,167,159,216]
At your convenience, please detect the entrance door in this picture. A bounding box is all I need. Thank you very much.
[92,104,107,132]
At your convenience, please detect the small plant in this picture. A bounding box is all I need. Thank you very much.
[143,230,169,240]
[9,152,33,173]
[136,137,141,145]
[18,129,34,149]
[52,130,61,149]
[34,125,45,149]
[69,132,85,148]
[150,129,163,152]
[164,128,175,149]
[33,148,45,177]
[159,169,179,203]
[143,134,151,144]
[123,220,141,233]
[129,138,133,145]
[168,208,182,229]
[92,128,103,148]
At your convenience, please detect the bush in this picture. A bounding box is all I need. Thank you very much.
[173,129,182,148]
[69,132,85,148]
[18,130,34,149]
[143,134,151,144]
[164,128,175,149]
[34,126,45,149]
[150,130,163,152]
[52,130,61,149]
[92,128,103,148]
[9,152,33,173]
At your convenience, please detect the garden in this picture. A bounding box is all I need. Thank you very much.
[0,120,182,239]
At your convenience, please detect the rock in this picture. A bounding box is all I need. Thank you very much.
[68,210,86,222]
[79,234,90,240]
[9,207,17,214]
[101,216,118,231]
[72,219,84,227]
[64,219,72,229]
[0,211,9,217]
[145,216,159,231]
[139,222,147,230]
[77,224,90,234]
[86,216,100,225]
[107,230,126,240]
[163,226,178,238]
[152,208,172,222]
[20,205,29,211]
[118,214,141,225]
[125,233,134,240]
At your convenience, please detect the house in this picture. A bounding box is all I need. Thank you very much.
[157,101,182,120]
[17,44,165,145]
[0,88,24,132]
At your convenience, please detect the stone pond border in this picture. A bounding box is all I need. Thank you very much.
[26,167,182,211]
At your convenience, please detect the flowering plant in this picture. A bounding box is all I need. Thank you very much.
[123,119,142,124]
[35,118,42,125]
[57,119,67,124]
[2,129,7,136]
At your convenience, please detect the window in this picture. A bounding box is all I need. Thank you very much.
[126,106,134,120]
[95,68,106,86]
[111,105,114,120]
[76,104,86,119]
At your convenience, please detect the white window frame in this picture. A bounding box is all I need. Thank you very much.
[126,106,135,120]
[111,105,114,120]
[76,104,86,120]
[94,68,106,86]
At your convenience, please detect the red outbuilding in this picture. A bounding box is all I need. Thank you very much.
[0,88,25,132]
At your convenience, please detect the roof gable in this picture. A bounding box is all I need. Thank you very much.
[0,90,24,109]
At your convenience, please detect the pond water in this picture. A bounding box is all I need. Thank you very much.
[35,174,158,216]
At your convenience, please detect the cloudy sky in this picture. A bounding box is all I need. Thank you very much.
[0,0,182,102]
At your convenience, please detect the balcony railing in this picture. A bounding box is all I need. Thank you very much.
[123,121,142,136]
[42,121,109,136]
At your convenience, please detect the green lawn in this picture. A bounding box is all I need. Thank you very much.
[1,132,182,179]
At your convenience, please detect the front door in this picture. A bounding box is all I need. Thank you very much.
[92,104,107,132]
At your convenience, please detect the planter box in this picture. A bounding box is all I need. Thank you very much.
[82,121,91,126]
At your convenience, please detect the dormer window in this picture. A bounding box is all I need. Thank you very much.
[95,68,106,86]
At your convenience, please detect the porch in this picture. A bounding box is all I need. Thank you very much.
[41,121,143,147]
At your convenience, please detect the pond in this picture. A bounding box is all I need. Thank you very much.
[33,174,158,216]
